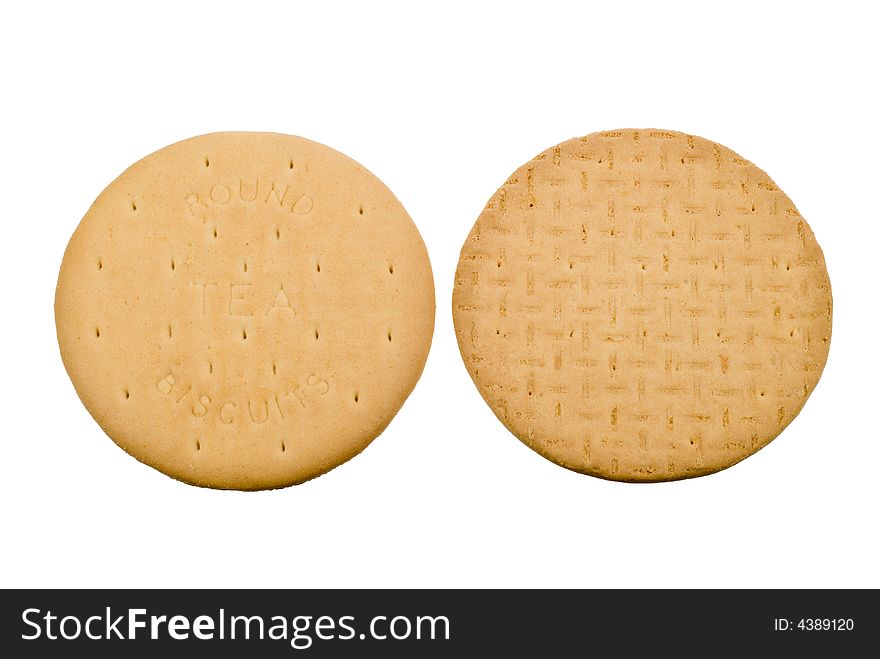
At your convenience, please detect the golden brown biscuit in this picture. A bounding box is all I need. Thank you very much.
[56,132,434,489]
[453,129,831,481]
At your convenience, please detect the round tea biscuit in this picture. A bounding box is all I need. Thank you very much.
[56,132,434,489]
[453,129,831,482]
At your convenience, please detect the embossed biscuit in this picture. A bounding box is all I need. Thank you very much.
[56,132,435,489]
[453,129,831,481]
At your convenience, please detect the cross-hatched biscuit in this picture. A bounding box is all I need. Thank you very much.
[56,132,435,489]
[453,129,831,481]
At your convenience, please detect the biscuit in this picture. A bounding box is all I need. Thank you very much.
[453,129,831,481]
[56,132,434,489]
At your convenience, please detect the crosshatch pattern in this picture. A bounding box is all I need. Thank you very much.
[453,129,832,481]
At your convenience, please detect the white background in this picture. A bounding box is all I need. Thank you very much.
[1,1,877,589]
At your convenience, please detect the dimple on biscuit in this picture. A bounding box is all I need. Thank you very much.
[55,132,435,489]
[453,129,831,482]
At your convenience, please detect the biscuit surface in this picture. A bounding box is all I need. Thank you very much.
[453,129,831,481]
[56,132,434,489]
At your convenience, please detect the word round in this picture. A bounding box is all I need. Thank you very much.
[55,132,435,489]
[453,129,831,482]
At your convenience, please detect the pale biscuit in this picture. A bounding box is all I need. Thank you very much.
[56,132,434,489]
[453,129,831,481]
